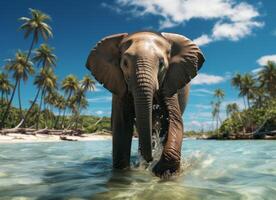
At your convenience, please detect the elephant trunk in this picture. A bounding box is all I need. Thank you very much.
[133,58,155,162]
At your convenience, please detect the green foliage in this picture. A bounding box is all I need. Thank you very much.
[19,8,53,42]
[0,101,111,132]
[81,116,111,133]
[0,8,99,130]
[215,62,276,138]
[220,97,276,135]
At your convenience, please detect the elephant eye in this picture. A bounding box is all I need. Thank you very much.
[159,58,165,69]
[122,60,128,69]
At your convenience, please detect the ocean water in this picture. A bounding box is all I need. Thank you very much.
[0,139,275,200]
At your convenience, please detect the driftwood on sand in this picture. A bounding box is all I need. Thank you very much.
[60,136,78,141]
[0,128,83,136]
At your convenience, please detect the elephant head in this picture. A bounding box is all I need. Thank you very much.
[86,32,204,163]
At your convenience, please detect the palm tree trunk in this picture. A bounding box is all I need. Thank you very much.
[47,106,52,128]
[74,111,80,130]
[18,80,23,119]
[54,109,61,129]
[216,114,219,135]
[212,117,215,132]
[15,87,41,128]
[61,90,72,129]
[0,79,19,129]
[243,96,247,109]
[247,96,251,109]
[36,88,45,130]
[26,34,36,63]
[1,91,4,102]
[73,102,82,130]
[13,34,36,129]
[237,113,246,134]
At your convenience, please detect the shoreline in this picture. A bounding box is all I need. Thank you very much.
[0,133,275,143]
[0,133,112,143]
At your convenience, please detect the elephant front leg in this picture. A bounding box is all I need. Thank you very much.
[112,94,134,169]
[153,93,183,177]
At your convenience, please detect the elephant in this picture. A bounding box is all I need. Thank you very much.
[86,31,205,177]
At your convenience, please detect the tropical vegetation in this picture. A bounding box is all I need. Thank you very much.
[210,61,276,139]
[0,8,105,132]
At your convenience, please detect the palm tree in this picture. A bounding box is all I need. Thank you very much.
[225,102,246,134]
[0,51,34,129]
[34,68,57,129]
[80,75,96,92]
[213,89,225,133]
[0,72,13,102]
[231,73,247,109]
[61,75,79,128]
[69,93,89,129]
[67,88,86,129]
[69,75,95,129]
[258,61,276,98]
[32,44,56,128]
[8,52,35,117]
[32,44,56,69]
[226,103,239,118]
[19,8,52,63]
[53,93,66,129]
[44,90,59,128]
[251,85,265,108]
[241,74,255,108]
[17,68,57,129]
[17,9,52,120]
[16,44,57,128]
[211,100,218,131]
[232,73,255,109]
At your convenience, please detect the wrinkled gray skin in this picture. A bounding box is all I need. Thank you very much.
[86,32,205,177]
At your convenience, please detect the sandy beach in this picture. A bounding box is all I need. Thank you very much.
[0,133,112,143]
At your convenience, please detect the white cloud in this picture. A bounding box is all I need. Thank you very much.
[95,110,104,115]
[87,96,112,103]
[190,88,214,96]
[83,109,111,116]
[191,88,213,94]
[185,120,213,131]
[257,54,276,66]
[190,120,202,127]
[212,21,263,41]
[191,73,224,85]
[251,68,262,74]
[101,2,122,13]
[187,111,213,121]
[251,54,276,74]
[194,104,212,110]
[193,34,212,46]
[109,0,263,46]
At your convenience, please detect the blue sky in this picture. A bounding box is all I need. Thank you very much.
[0,0,275,131]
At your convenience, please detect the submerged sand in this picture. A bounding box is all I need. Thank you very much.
[0,133,111,143]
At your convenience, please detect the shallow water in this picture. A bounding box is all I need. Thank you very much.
[0,139,276,200]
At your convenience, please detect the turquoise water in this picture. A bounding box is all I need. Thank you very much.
[0,139,276,200]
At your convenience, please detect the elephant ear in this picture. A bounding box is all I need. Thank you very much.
[161,32,205,97]
[86,33,128,97]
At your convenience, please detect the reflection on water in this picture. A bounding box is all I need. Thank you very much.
[0,140,276,199]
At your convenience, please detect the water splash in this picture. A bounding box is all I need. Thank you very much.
[135,131,209,179]
[135,128,186,179]
[135,128,164,171]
